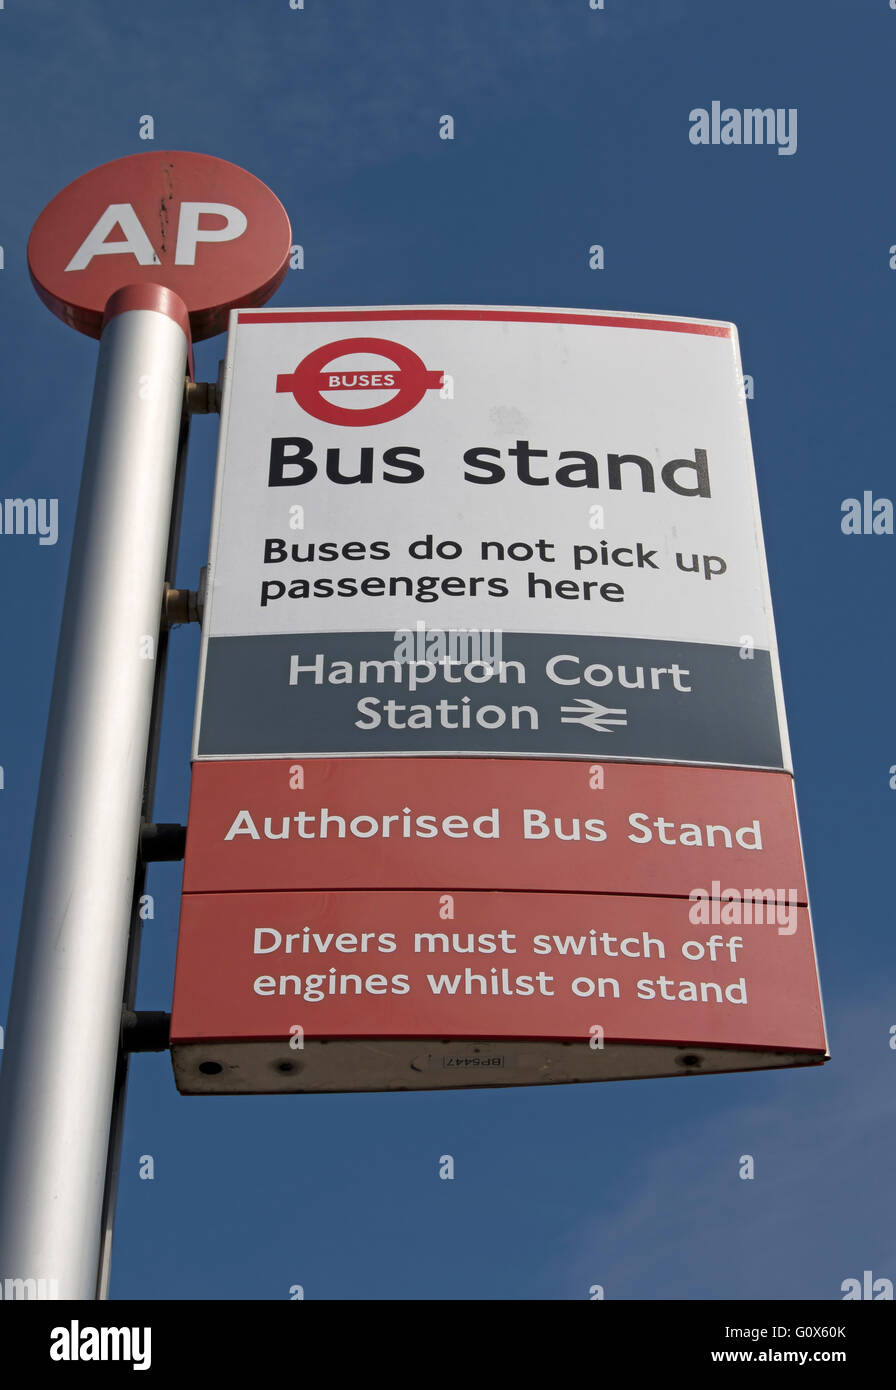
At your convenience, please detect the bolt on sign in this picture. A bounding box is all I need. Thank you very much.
[170,305,827,1093]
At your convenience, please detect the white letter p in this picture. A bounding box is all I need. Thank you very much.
[175,202,247,265]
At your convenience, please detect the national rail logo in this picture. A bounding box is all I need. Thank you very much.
[275,337,445,426]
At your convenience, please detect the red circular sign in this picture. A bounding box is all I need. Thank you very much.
[276,337,445,426]
[28,150,292,340]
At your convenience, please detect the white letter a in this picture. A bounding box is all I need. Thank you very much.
[65,204,161,270]
[224,810,260,841]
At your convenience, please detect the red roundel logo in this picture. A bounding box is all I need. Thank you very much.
[276,337,444,426]
[28,150,291,340]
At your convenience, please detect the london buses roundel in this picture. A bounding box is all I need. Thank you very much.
[275,337,445,426]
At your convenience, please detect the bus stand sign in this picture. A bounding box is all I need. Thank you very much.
[170,306,827,1094]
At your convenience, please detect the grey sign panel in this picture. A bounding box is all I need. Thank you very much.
[197,630,783,767]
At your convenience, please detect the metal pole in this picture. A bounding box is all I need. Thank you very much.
[94,404,192,1301]
[0,284,190,1299]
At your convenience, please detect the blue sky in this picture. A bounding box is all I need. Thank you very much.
[1,0,895,1300]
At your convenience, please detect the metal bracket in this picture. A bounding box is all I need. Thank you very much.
[121,1010,171,1053]
[139,822,187,862]
[185,379,220,414]
[162,581,201,627]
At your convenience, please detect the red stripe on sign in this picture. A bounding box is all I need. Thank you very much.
[182,758,808,900]
[170,889,825,1054]
[236,308,733,336]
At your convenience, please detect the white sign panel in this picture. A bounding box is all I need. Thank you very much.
[193,306,790,768]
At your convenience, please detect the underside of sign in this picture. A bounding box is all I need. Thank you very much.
[172,1038,825,1096]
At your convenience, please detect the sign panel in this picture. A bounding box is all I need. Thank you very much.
[172,890,824,1094]
[171,306,826,1093]
[180,758,809,900]
[28,150,291,339]
[192,306,790,767]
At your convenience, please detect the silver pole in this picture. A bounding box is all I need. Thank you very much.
[94,406,192,1301]
[0,284,189,1299]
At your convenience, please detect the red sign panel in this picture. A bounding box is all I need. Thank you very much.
[181,757,810,900]
[172,889,823,1051]
[28,150,291,339]
[171,756,826,1092]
